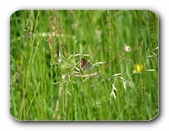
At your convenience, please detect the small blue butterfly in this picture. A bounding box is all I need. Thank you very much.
[80,58,92,70]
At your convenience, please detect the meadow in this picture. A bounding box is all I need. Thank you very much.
[10,10,158,121]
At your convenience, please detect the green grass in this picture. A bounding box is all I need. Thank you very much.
[10,10,158,121]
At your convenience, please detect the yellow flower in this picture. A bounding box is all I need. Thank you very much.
[133,64,143,73]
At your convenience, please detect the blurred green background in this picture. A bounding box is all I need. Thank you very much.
[10,10,158,121]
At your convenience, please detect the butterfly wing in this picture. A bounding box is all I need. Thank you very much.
[80,58,92,70]
[80,58,87,70]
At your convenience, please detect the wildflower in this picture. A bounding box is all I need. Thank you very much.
[124,44,131,52]
[133,64,143,73]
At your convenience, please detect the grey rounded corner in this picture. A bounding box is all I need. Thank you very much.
[147,9,159,19]
[10,111,22,121]
[10,9,24,18]
[147,110,159,121]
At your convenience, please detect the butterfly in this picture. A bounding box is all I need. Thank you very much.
[80,58,92,70]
